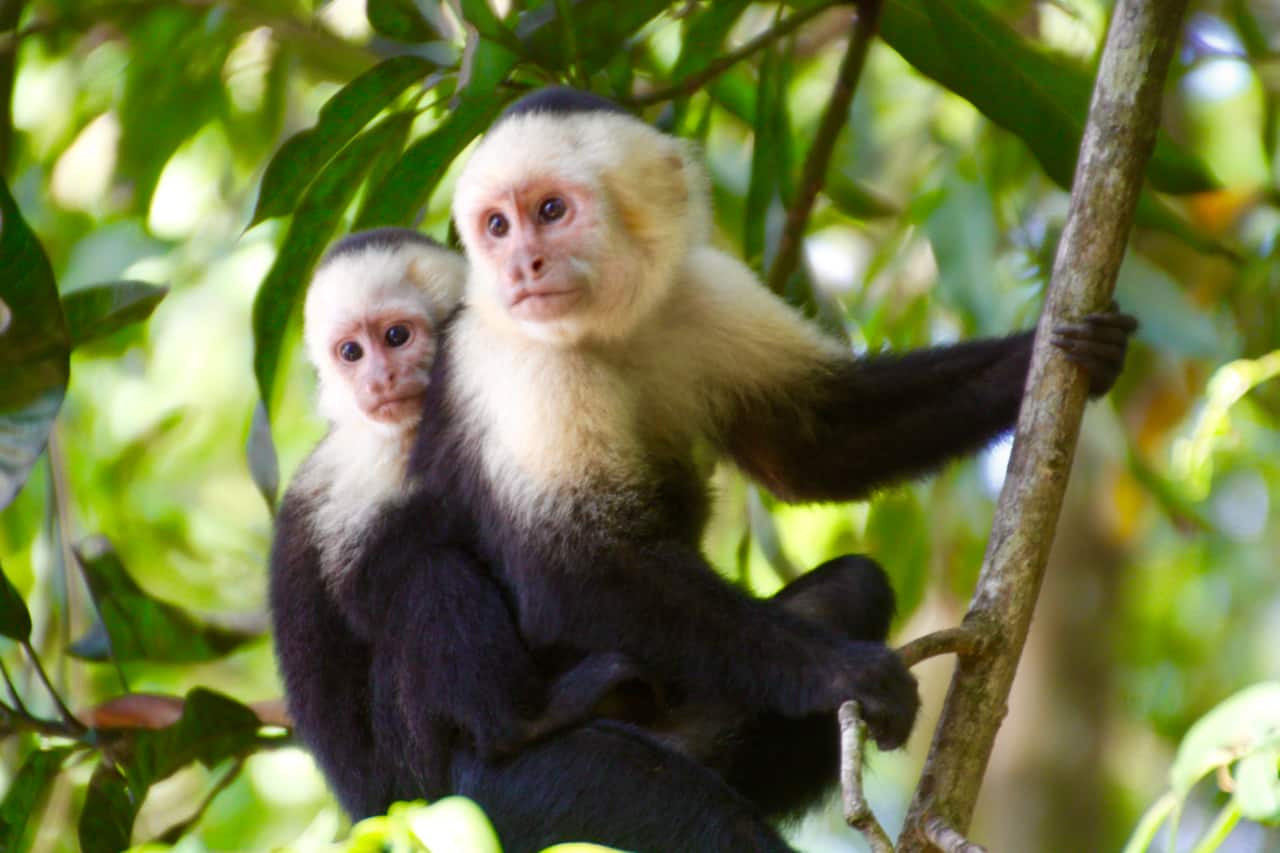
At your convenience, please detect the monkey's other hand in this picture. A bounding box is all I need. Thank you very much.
[826,642,920,751]
[1050,302,1138,397]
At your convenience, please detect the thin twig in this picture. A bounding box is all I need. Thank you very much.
[0,657,31,717]
[155,757,246,843]
[22,642,86,734]
[765,0,882,296]
[839,701,894,853]
[627,1,841,107]
[922,815,988,853]
[896,625,985,668]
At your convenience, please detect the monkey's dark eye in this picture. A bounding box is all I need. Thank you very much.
[487,213,509,238]
[339,341,363,362]
[385,324,411,347]
[538,196,567,223]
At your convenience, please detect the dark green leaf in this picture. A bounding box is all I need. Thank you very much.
[460,0,523,50]
[79,762,136,853]
[117,7,234,212]
[0,747,73,853]
[822,170,900,220]
[353,111,417,226]
[254,113,416,416]
[744,49,781,270]
[250,56,434,226]
[880,0,1216,195]
[0,560,31,641]
[368,0,438,42]
[517,0,669,73]
[127,688,264,794]
[0,179,69,511]
[70,536,258,663]
[354,90,506,230]
[62,282,167,349]
[247,401,279,510]
[664,0,751,131]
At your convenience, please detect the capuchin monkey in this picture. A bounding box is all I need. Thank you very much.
[348,88,1135,852]
[268,228,649,819]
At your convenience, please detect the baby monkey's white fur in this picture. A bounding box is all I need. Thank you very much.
[451,108,843,522]
[294,239,466,580]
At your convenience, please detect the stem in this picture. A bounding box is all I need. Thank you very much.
[1187,797,1242,853]
[838,701,893,853]
[627,1,840,107]
[765,0,882,296]
[0,0,24,176]
[897,2,1190,848]
[897,625,983,668]
[22,641,85,734]
[0,657,30,717]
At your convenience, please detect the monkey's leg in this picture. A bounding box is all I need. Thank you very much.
[708,554,897,820]
[451,720,797,853]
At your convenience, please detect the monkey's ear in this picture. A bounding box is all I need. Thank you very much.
[603,141,708,253]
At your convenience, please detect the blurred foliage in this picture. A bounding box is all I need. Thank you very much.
[0,0,1277,851]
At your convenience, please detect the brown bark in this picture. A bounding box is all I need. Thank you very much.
[897,1,1189,848]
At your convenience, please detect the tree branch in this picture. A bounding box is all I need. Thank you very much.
[764,0,882,296]
[897,2,1190,849]
[896,625,984,669]
[839,701,893,853]
[626,1,841,108]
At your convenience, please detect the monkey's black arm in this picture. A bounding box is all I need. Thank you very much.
[730,311,1133,502]
[268,495,387,818]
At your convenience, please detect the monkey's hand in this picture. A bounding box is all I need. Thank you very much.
[819,642,920,751]
[1050,303,1138,397]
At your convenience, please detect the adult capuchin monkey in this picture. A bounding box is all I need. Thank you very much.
[269,228,650,819]
[349,88,1135,852]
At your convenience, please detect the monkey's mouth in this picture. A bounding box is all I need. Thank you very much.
[510,288,583,321]
[367,393,425,422]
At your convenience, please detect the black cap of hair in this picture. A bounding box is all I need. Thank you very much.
[498,86,631,123]
[320,228,443,267]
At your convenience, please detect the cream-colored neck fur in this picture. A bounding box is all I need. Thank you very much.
[451,245,841,525]
[294,418,412,582]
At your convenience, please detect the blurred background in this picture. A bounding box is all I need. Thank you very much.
[0,0,1278,850]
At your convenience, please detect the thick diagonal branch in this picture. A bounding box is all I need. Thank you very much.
[897,1,1189,849]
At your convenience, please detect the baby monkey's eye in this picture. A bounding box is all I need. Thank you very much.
[487,213,509,237]
[538,196,567,223]
[385,324,411,347]
[339,341,363,362]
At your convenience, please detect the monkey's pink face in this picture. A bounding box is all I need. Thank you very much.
[330,312,435,426]
[470,180,600,324]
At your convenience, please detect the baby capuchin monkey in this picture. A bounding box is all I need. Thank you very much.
[349,88,1137,853]
[268,228,647,819]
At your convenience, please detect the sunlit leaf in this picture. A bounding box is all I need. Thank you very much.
[879,0,1216,194]
[354,89,506,230]
[0,746,72,853]
[517,0,669,73]
[0,179,69,511]
[126,688,264,793]
[1170,682,1280,795]
[368,0,438,42]
[404,797,503,853]
[62,282,167,349]
[79,762,135,853]
[1234,748,1280,822]
[254,113,417,416]
[865,491,930,624]
[250,56,434,226]
[0,560,32,641]
[70,536,258,663]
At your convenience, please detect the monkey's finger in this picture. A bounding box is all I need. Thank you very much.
[1051,332,1127,359]
[1052,322,1131,347]
[1082,310,1139,332]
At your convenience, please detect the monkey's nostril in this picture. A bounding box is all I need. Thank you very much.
[530,257,545,275]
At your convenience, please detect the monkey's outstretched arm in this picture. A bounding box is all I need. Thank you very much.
[727,310,1135,503]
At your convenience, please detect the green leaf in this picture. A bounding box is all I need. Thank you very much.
[1170,682,1280,796]
[367,0,438,42]
[0,747,72,853]
[62,282,167,349]
[250,56,434,226]
[1234,748,1280,823]
[126,688,264,794]
[117,7,234,212]
[354,89,506,230]
[865,491,930,624]
[460,0,523,50]
[879,0,1216,195]
[254,113,416,417]
[0,178,69,511]
[671,0,751,83]
[1114,253,1239,360]
[822,170,900,220]
[923,175,1000,335]
[0,560,32,641]
[70,536,258,663]
[79,762,136,853]
[517,0,669,73]
[743,48,781,270]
